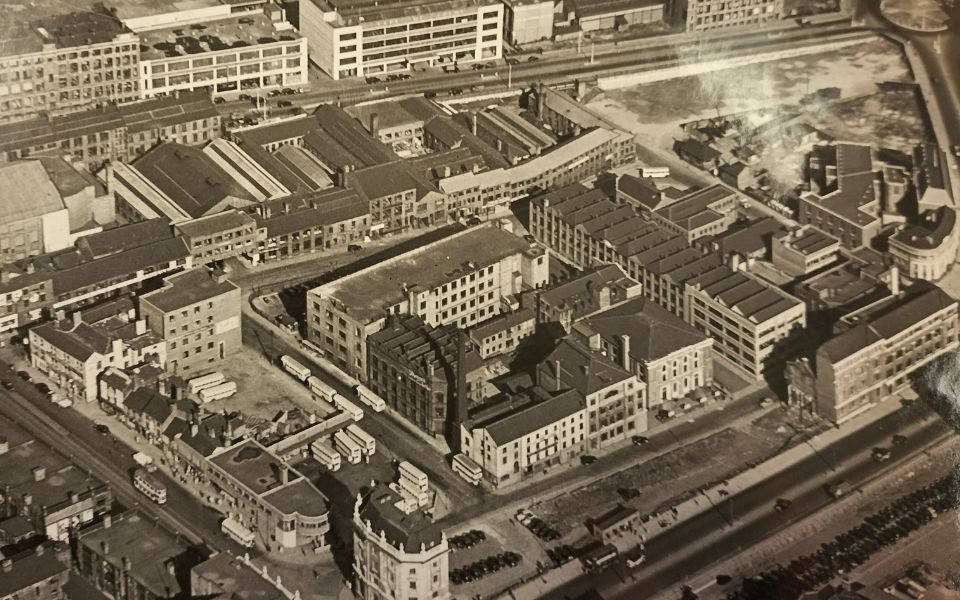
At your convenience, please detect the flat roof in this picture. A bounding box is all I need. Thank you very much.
[209,439,301,496]
[358,484,442,553]
[0,440,106,513]
[139,12,299,61]
[566,0,662,18]
[312,226,533,323]
[804,143,880,227]
[308,0,496,26]
[0,162,65,225]
[261,477,329,518]
[140,268,238,313]
[78,511,197,597]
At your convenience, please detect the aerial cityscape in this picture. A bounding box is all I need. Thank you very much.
[0,0,957,598]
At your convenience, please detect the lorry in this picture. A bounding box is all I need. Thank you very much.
[133,452,158,473]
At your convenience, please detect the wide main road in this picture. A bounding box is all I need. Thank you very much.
[220,20,865,112]
[550,405,954,599]
[0,360,249,556]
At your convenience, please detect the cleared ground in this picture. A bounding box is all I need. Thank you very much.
[588,36,916,154]
[530,408,824,536]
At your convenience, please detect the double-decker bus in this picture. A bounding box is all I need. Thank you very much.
[452,453,482,486]
[133,469,167,505]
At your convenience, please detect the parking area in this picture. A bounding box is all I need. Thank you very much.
[201,345,334,423]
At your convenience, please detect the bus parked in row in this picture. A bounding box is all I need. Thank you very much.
[133,469,167,505]
[187,372,226,395]
[280,355,311,382]
[452,453,482,486]
[333,430,362,464]
[333,394,364,421]
[198,381,237,403]
[307,375,337,403]
[355,384,386,412]
[345,424,376,455]
[310,440,342,471]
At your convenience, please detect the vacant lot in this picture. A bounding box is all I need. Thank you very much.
[588,36,915,152]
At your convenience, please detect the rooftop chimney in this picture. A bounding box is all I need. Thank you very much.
[553,360,562,392]
[471,112,478,136]
[370,113,381,138]
[104,514,112,528]
[33,466,46,482]
[280,464,289,485]
[123,556,131,571]
[101,540,109,555]
[72,311,83,328]
[1,559,11,573]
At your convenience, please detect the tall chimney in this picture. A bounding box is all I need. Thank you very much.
[620,334,631,371]
[280,464,289,485]
[536,83,545,119]
[72,311,83,328]
[471,112,478,136]
[553,360,561,392]
[451,330,469,450]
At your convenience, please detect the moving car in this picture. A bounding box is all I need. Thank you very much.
[775,498,793,512]
[581,455,597,466]
[871,447,892,462]
[16,370,31,382]
[632,436,649,446]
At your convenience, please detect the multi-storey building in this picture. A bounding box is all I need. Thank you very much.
[530,182,806,379]
[562,0,664,32]
[191,553,293,600]
[207,440,330,551]
[645,185,737,243]
[799,143,908,250]
[0,271,53,334]
[76,511,202,600]
[353,484,450,600]
[0,419,112,542]
[888,206,959,281]
[535,264,643,332]
[139,268,241,375]
[502,0,555,44]
[29,309,166,403]
[0,11,140,123]
[771,226,841,277]
[367,315,485,437]
[681,0,783,31]
[104,0,308,98]
[787,283,959,424]
[347,102,425,153]
[300,0,504,80]
[0,542,71,600]
[573,297,713,406]
[0,91,221,169]
[250,188,370,262]
[307,226,547,379]
[460,386,586,487]
[12,219,192,312]
[349,161,447,234]
[0,161,72,261]
[438,105,635,217]
[685,268,805,378]
[174,210,264,266]
[468,306,536,359]
[536,338,647,449]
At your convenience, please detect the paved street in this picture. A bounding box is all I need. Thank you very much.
[216,20,861,113]
[0,360,243,555]
[547,404,953,599]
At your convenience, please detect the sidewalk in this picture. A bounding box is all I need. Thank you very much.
[637,395,907,544]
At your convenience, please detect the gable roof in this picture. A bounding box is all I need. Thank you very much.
[539,337,633,396]
[577,297,709,363]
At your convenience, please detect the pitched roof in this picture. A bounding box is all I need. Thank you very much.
[539,337,633,396]
[677,139,721,162]
[481,388,584,445]
[133,143,256,219]
[577,297,709,363]
[31,320,112,362]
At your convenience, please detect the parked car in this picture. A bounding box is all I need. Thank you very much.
[871,447,892,463]
[268,89,283,97]
[348,244,363,252]
[277,100,294,108]
[94,423,110,436]
[580,455,597,466]
[891,434,907,447]
[213,97,226,104]
[775,498,792,512]
[35,382,53,397]
[632,435,649,446]
[1,379,12,390]
[16,370,31,382]
[527,56,539,62]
